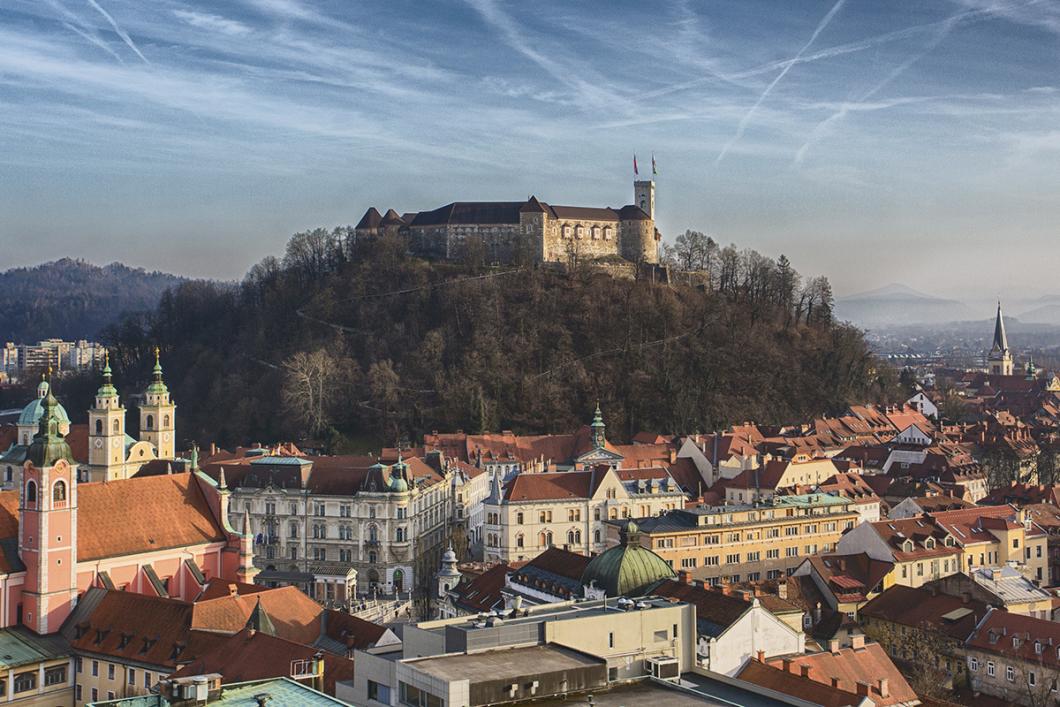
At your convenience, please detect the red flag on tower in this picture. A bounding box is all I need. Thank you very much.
[633,154,639,177]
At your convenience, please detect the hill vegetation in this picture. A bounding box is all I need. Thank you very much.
[0,258,188,342]
[97,228,901,450]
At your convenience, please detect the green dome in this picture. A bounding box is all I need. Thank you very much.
[26,390,74,468]
[580,521,675,597]
[18,382,71,427]
[388,474,409,493]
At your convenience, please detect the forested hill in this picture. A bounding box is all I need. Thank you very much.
[99,229,902,450]
[0,259,188,342]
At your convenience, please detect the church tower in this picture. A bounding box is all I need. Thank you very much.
[19,389,78,635]
[88,352,127,482]
[988,301,1014,376]
[435,542,461,599]
[140,347,176,460]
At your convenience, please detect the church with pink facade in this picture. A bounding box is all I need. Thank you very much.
[2,383,255,636]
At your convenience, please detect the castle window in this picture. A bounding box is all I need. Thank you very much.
[53,480,67,509]
[95,420,103,435]
[604,227,613,240]
[25,480,36,508]
[591,226,600,240]
[563,225,572,239]
[575,225,584,239]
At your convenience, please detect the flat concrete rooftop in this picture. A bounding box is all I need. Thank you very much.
[407,644,603,683]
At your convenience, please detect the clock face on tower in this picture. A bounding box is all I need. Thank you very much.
[163,432,171,442]
[111,438,119,448]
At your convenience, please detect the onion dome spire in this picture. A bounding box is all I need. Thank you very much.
[27,387,74,467]
[146,346,169,395]
[591,402,606,448]
[96,350,118,399]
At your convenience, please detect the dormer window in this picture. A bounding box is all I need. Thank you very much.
[902,540,914,553]
[1014,637,1021,649]
[925,538,936,549]
[1036,641,1043,654]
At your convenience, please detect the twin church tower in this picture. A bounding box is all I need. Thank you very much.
[86,348,176,482]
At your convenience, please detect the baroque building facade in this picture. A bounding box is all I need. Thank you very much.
[210,452,452,604]
[355,177,661,265]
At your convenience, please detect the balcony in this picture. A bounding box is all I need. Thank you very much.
[363,539,381,548]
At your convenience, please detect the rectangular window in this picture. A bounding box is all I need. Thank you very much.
[681,558,697,568]
[128,668,136,685]
[654,630,668,642]
[92,660,99,677]
[608,632,614,648]
[786,547,799,557]
[44,665,66,686]
[726,554,740,564]
[987,661,995,677]
[969,657,978,672]
[92,688,98,702]
[766,549,779,559]
[367,680,391,703]
[746,551,760,562]
[1007,666,1015,682]
[13,672,35,693]
[145,672,152,689]
[75,685,82,701]
[704,556,719,566]
[108,663,115,680]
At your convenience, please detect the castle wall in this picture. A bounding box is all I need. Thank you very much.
[620,220,658,264]
[542,218,623,263]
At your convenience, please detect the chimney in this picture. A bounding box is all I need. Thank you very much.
[757,650,766,663]
[830,677,841,689]
[678,570,692,585]
[878,678,890,698]
[777,582,788,600]
[851,634,865,650]
[829,639,840,654]
[228,583,238,597]
[856,682,871,697]
[782,658,795,674]
[800,665,811,678]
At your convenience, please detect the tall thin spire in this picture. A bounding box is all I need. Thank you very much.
[992,300,1009,354]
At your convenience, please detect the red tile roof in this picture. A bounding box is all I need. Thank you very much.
[766,642,917,706]
[191,585,323,645]
[967,608,1060,669]
[451,562,509,613]
[167,627,356,695]
[738,660,866,707]
[77,473,227,562]
[502,469,608,502]
[861,584,991,641]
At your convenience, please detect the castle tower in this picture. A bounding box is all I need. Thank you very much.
[988,302,1014,376]
[19,389,78,635]
[634,178,655,220]
[435,542,461,599]
[140,347,176,459]
[88,352,127,482]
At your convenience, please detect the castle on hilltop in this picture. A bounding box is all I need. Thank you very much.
[355,176,661,265]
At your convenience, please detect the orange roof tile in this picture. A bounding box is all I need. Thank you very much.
[190,585,322,644]
[77,473,227,562]
[766,642,917,706]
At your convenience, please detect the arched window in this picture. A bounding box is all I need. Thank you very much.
[539,531,553,548]
[289,522,299,539]
[53,480,67,505]
[145,414,154,431]
[95,420,103,436]
[567,529,576,545]
[163,415,170,428]
[368,525,378,542]
[562,225,572,239]
[604,227,613,240]
[591,225,600,240]
[395,527,405,542]
[25,480,37,507]
[575,225,584,239]
[594,529,601,543]
[113,419,120,433]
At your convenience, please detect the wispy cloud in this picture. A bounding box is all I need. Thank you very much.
[715,0,846,164]
[172,10,251,37]
[85,0,149,63]
[793,11,966,166]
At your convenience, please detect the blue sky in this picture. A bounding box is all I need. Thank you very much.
[0,0,1058,298]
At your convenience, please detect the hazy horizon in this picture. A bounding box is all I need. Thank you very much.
[1,0,1058,298]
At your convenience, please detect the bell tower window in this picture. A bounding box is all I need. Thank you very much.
[95,420,103,435]
[26,480,37,508]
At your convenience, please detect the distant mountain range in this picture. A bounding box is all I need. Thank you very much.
[0,259,188,342]
[1015,295,1060,326]
[835,283,976,329]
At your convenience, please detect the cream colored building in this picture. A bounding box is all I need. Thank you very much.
[0,628,72,706]
[481,466,685,563]
[620,494,861,584]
